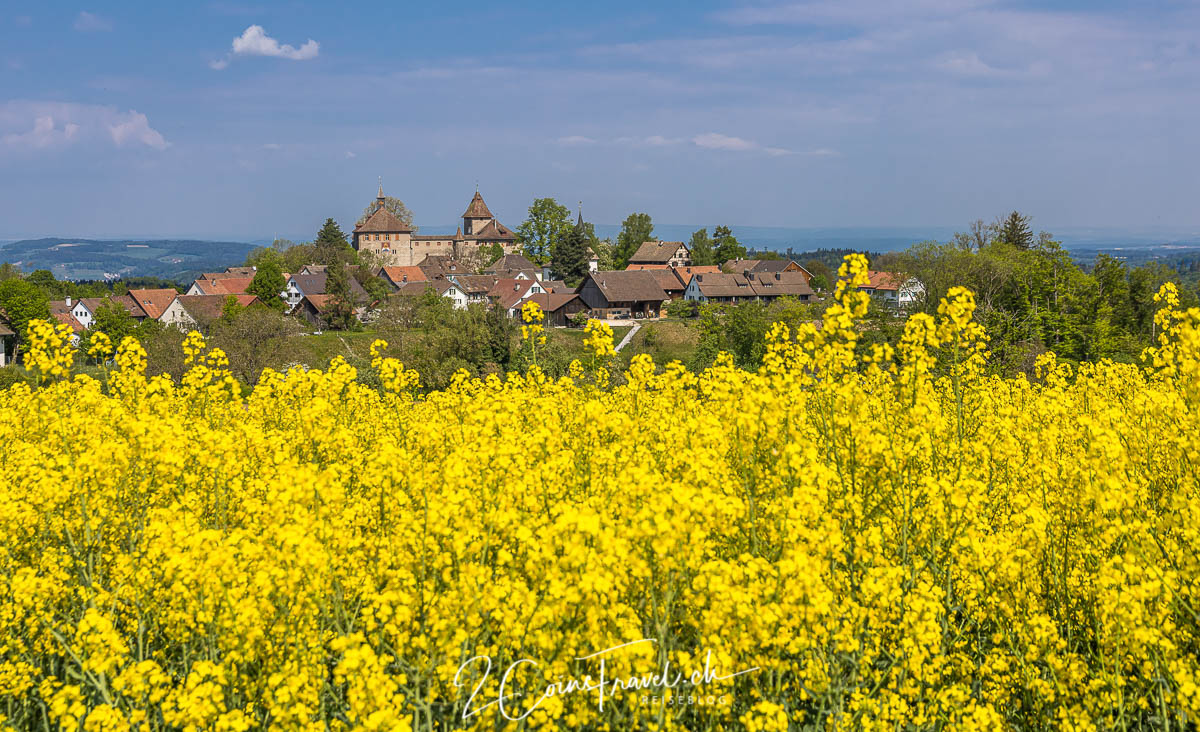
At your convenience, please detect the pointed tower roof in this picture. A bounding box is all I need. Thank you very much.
[577,201,584,228]
[378,177,384,200]
[462,191,494,219]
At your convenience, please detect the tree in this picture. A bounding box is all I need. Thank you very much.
[247,259,287,310]
[713,225,747,266]
[82,299,136,354]
[515,198,572,266]
[323,259,359,330]
[552,218,591,286]
[614,213,654,270]
[0,263,20,282]
[953,219,997,252]
[27,270,60,296]
[593,239,615,271]
[997,211,1034,250]
[314,219,355,266]
[357,196,416,232]
[208,305,303,384]
[689,229,715,267]
[0,278,50,341]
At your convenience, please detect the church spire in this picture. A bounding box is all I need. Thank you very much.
[577,201,584,228]
[377,177,384,201]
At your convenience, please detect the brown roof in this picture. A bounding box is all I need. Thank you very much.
[81,295,148,319]
[864,271,904,291]
[643,268,686,294]
[524,291,582,313]
[625,263,669,271]
[289,273,369,303]
[0,319,14,337]
[673,265,721,288]
[176,294,259,322]
[540,280,570,293]
[750,271,816,298]
[451,274,500,294]
[207,277,254,295]
[417,255,465,278]
[472,219,516,242]
[691,271,814,299]
[355,203,413,234]
[630,241,687,264]
[127,288,179,319]
[485,253,537,273]
[585,270,669,304]
[726,259,800,274]
[380,266,428,286]
[462,191,494,219]
[490,278,541,311]
[48,302,85,332]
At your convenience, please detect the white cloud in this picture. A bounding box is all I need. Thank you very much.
[614,135,684,146]
[556,135,596,145]
[344,150,356,158]
[211,25,319,68]
[692,132,758,151]
[0,102,169,152]
[73,11,112,32]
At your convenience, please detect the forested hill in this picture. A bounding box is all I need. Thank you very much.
[0,238,256,283]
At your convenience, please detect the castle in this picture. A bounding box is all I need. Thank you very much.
[352,184,519,267]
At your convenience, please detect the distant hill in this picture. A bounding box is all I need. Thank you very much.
[0,238,257,283]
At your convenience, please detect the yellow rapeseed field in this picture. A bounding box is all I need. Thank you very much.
[1,255,1198,731]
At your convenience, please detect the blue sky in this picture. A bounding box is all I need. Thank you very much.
[1,0,1197,240]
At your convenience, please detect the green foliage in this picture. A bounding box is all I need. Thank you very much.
[614,213,654,270]
[809,274,830,291]
[997,211,1034,250]
[713,226,747,265]
[478,242,505,271]
[247,259,287,310]
[689,229,715,267]
[552,219,591,286]
[375,301,518,391]
[0,278,50,341]
[323,260,359,331]
[516,198,572,266]
[220,295,244,325]
[665,299,697,319]
[314,219,355,266]
[208,304,304,384]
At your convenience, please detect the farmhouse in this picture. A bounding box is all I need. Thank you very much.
[127,288,180,320]
[160,294,259,331]
[859,271,924,308]
[628,241,690,267]
[576,270,668,319]
[724,259,811,282]
[523,292,588,327]
[684,271,814,304]
[284,272,370,310]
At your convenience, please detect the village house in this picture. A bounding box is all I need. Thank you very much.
[672,265,722,290]
[522,292,588,327]
[416,256,468,280]
[292,294,373,327]
[284,272,370,310]
[378,266,428,291]
[447,274,500,305]
[48,300,86,337]
[127,288,180,320]
[0,317,15,367]
[628,241,691,267]
[160,294,259,331]
[352,185,519,267]
[684,271,815,304]
[65,295,148,330]
[392,279,470,309]
[489,278,548,316]
[724,259,811,282]
[576,270,668,319]
[859,271,924,308]
[186,267,260,296]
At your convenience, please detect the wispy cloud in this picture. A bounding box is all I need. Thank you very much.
[556,135,596,146]
[692,132,804,156]
[0,102,169,152]
[211,25,319,69]
[73,11,113,32]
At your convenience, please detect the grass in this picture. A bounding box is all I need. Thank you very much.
[623,319,698,365]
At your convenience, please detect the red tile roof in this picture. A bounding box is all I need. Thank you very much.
[127,288,179,319]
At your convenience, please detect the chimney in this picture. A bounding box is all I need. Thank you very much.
[696,274,703,282]
[66,296,72,308]
[775,272,781,280]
